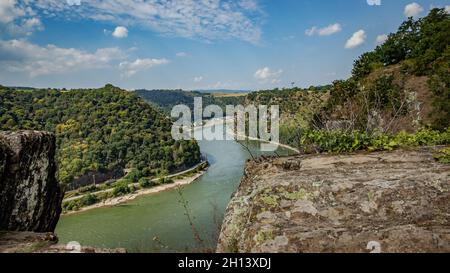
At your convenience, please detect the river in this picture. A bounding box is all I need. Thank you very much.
[55,129,295,252]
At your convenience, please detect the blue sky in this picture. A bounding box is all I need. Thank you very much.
[0,0,449,90]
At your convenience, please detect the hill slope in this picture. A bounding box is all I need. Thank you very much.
[237,8,449,150]
[0,84,201,184]
[135,89,246,113]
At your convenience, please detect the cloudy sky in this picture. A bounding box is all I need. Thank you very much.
[0,0,449,90]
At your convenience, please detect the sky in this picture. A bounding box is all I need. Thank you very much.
[0,0,449,91]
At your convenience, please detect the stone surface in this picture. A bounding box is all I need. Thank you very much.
[0,231,126,253]
[0,131,62,232]
[217,147,450,253]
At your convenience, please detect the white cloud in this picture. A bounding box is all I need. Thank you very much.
[67,0,81,6]
[367,0,381,6]
[30,0,264,43]
[446,5,450,13]
[0,0,24,24]
[306,23,342,36]
[176,52,188,57]
[345,30,366,49]
[376,34,388,45]
[0,39,126,77]
[239,0,259,11]
[119,58,169,77]
[0,0,43,36]
[404,3,423,17]
[112,26,128,38]
[194,76,203,82]
[254,67,282,83]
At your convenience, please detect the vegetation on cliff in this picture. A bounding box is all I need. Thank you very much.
[0,84,201,184]
[239,9,449,152]
[323,8,449,131]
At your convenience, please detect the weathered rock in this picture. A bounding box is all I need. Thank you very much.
[0,232,127,253]
[0,131,62,232]
[217,147,450,253]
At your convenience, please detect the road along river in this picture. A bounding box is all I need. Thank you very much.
[56,126,295,252]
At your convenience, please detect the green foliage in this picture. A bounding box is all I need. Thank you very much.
[159,177,174,184]
[365,75,404,112]
[135,89,245,114]
[428,46,450,130]
[62,200,80,212]
[138,177,153,188]
[125,169,142,183]
[433,147,450,164]
[352,9,449,79]
[321,9,450,132]
[327,79,357,107]
[0,85,201,184]
[79,194,99,207]
[300,128,450,154]
[246,86,329,116]
[78,185,98,194]
[112,181,134,197]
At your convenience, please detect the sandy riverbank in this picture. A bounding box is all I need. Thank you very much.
[230,130,301,154]
[62,170,207,216]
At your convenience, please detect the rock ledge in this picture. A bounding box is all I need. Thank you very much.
[217,147,450,253]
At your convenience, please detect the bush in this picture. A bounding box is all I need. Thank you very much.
[62,200,80,212]
[139,177,153,188]
[434,147,450,163]
[125,169,142,183]
[112,181,132,197]
[300,127,450,154]
[79,193,99,206]
[159,177,174,184]
[78,184,98,194]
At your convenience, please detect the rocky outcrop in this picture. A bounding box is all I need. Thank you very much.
[217,147,450,253]
[0,232,126,253]
[0,131,62,232]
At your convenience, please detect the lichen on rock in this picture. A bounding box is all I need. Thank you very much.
[217,147,450,253]
[0,131,62,232]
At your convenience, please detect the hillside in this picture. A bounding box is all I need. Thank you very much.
[135,89,246,113]
[238,8,449,150]
[0,84,201,185]
[318,8,449,133]
[217,9,450,253]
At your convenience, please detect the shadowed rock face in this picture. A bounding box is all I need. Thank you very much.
[0,131,62,232]
[0,232,126,253]
[217,147,450,253]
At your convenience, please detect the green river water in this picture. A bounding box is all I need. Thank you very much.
[55,133,294,252]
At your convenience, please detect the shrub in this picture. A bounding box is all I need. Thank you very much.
[125,169,142,183]
[159,177,174,184]
[299,128,450,154]
[112,181,132,197]
[78,184,98,194]
[138,177,154,188]
[434,147,450,163]
[62,200,80,212]
[79,193,99,206]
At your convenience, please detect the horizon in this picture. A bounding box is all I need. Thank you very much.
[1,1,449,91]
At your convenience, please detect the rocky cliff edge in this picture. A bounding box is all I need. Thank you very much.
[217,147,450,253]
[0,131,62,232]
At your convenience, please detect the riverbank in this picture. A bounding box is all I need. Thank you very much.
[63,168,207,216]
[62,161,209,215]
[55,133,295,252]
[228,129,300,154]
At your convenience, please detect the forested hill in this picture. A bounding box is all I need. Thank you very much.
[237,9,449,150]
[0,84,201,184]
[135,89,246,113]
[134,89,213,112]
[319,8,450,131]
